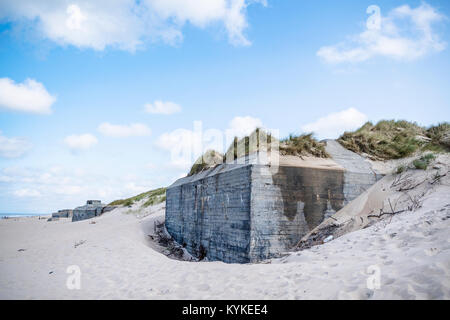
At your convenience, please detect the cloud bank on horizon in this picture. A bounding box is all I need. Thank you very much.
[0,131,32,159]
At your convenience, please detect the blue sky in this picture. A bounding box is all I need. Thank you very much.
[0,0,449,213]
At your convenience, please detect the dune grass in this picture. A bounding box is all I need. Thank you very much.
[413,153,436,170]
[188,150,224,176]
[109,187,166,207]
[186,120,448,176]
[425,122,450,149]
[279,133,329,158]
[188,129,330,175]
[224,128,275,161]
[223,128,329,161]
[338,120,449,160]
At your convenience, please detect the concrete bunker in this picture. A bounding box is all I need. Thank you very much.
[72,200,116,222]
[52,209,73,218]
[165,141,381,263]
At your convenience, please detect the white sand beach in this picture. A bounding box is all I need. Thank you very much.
[1,180,449,299]
[1,0,449,303]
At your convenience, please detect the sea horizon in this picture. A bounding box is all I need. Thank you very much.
[0,213,50,219]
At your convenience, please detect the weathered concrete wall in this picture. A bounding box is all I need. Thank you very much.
[102,206,117,214]
[72,201,104,222]
[166,164,252,263]
[166,162,357,263]
[72,207,102,222]
[52,209,73,218]
[249,165,345,261]
[325,140,382,204]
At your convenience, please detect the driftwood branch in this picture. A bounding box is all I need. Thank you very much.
[397,179,426,192]
[367,209,406,219]
[368,198,406,218]
[388,198,395,214]
[430,171,448,185]
[391,171,427,192]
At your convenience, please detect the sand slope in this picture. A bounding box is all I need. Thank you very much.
[1,184,449,299]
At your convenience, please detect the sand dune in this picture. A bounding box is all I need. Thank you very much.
[1,181,449,299]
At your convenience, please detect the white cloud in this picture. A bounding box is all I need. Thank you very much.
[53,185,83,195]
[66,4,86,30]
[0,131,32,158]
[64,133,98,150]
[226,116,263,138]
[13,188,41,198]
[301,108,368,140]
[0,175,14,183]
[145,100,181,115]
[98,122,151,137]
[146,162,157,169]
[0,0,266,51]
[124,182,150,194]
[0,78,56,114]
[317,3,446,64]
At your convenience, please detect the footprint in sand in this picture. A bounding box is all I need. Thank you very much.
[196,283,210,291]
[424,247,440,256]
[382,277,395,285]
[328,262,339,267]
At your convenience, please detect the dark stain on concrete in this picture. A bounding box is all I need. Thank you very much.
[271,166,345,230]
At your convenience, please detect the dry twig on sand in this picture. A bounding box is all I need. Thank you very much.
[74,240,86,248]
[368,198,407,218]
[367,209,406,219]
[431,171,448,185]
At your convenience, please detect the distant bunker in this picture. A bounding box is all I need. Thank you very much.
[165,140,382,263]
[52,209,73,218]
[72,200,116,222]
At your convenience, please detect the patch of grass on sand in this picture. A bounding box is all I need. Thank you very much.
[413,153,436,170]
[109,187,166,207]
[188,150,224,176]
[188,129,330,177]
[224,128,275,161]
[280,133,329,158]
[338,120,449,160]
[224,128,329,161]
[426,122,450,145]
[395,164,406,174]
[142,194,166,208]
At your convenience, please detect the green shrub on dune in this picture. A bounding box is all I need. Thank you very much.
[224,128,275,161]
[413,153,436,170]
[188,150,224,176]
[109,187,166,207]
[187,128,330,177]
[224,128,329,161]
[280,133,329,158]
[338,120,449,160]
